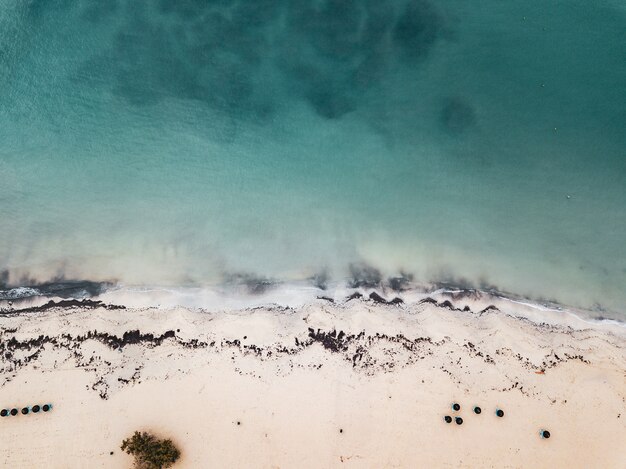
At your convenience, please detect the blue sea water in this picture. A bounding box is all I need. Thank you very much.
[0,0,625,315]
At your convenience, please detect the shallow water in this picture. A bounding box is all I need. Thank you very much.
[0,0,625,315]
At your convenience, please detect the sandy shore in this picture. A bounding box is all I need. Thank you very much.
[1,292,625,468]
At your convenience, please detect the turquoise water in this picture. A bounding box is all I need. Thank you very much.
[0,1,625,314]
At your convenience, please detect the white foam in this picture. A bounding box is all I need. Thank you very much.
[97,281,353,311]
[91,281,626,333]
[0,287,42,300]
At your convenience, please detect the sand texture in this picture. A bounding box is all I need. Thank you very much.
[1,293,625,468]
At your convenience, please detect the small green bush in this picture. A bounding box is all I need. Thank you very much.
[121,431,181,469]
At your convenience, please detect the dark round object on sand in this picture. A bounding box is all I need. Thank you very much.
[496,409,504,418]
[474,406,482,414]
[21,407,29,415]
[444,416,452,423]
[455,417,463,425]
[42,404,50,412]
[32,405,40,413]
[541,430,551,439]
[10,408,18,416]
[0,409,7,417]
[452,403,460,411]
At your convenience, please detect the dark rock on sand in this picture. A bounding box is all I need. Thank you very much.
[369,292,388,304]
[418,297,438,305]
[346,292,363,301]
[317,296,335,303]
[369,292,404,305]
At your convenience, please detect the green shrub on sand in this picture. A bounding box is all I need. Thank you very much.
[121,431,181,469]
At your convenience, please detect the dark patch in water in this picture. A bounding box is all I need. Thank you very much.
[441,289,483,301]
[157,0,230,19]
[69,0,440,120]
[32,280,109,298]
[26,0,73,20]
[311,270,329,290]
[304,0,364,60]
[225,273,276,295]
[0,270,8,289]
[387,272,414,291]
[5,299,125,315]
[435,276,481,292]
[433,277,502,303]
[231,0,283,29]
[82,0,119,23]
[441,97,476,134]
[393,0,442,60]
[349,263,382,288]
[477,278,501,293]
[306,84,356,119]
[0,275,112,301]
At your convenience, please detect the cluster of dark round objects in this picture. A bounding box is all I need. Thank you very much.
[443,403,550,439]
[443,402,476,425]
[1,404,52,417]
[444,403,503,424]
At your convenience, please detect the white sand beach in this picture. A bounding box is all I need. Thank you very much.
[1,292,625,468]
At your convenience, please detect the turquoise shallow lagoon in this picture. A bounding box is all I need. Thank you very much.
[0,1,625,315]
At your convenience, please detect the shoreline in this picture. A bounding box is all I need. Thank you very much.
[2,279,625,328]
[1,295,625,468]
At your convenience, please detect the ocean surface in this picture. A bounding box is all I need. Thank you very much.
[0,1,625,316]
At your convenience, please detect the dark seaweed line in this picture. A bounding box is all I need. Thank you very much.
[1,317,592,401]
[0,295,499,368]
